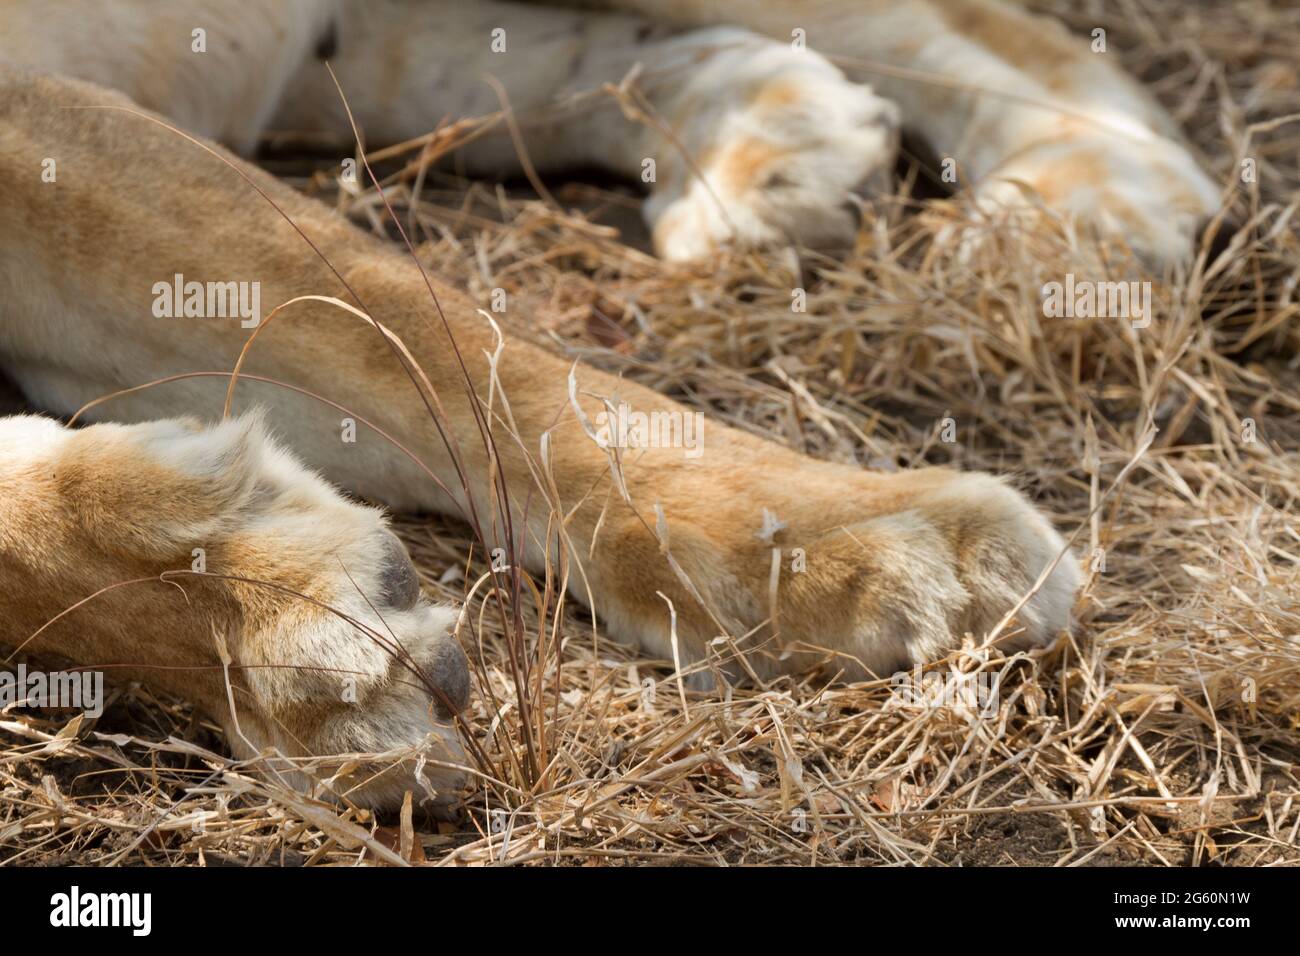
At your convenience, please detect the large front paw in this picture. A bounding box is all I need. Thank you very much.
[197,418,472,808]
[608,462,1079,682]
[644,29,899,260]
[72,414,473,809]
[951,134,1221,265]
[777,470,1082,678]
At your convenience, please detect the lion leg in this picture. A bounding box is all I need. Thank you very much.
[0,0,336,154]
[278,0,900,259]
[590,0,1221,262]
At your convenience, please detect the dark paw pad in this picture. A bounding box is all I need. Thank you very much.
[377,530,421,610]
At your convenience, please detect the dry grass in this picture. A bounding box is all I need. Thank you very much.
[3,0,1298,866]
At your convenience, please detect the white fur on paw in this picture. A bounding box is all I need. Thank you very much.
[133,413,472,808]
[941,134,1220,265]
[645,28,900,260]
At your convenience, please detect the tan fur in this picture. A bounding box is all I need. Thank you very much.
[0,0,1225,808]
